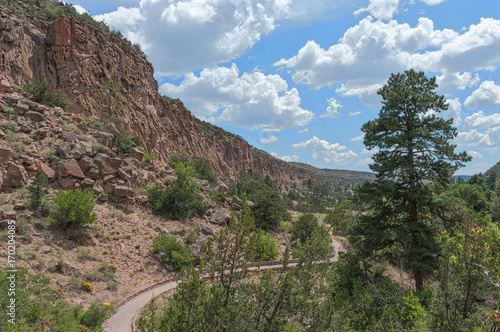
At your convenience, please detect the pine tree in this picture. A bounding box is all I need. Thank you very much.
[351,69,471,291]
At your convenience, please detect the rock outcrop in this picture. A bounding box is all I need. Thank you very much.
[0,1,308,187]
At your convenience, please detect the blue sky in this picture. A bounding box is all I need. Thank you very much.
[69,0,500,175]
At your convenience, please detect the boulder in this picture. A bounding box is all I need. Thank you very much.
[15,101,29,115]
[70,146,85,159]
[0,78,12,92]
[25,111,45,122]
[62,131,78,142]
[246,201,255,208]
[81,178,95,188]
[13,203,26,211]
[57,178,76,190]
[215,182,229,195]
[231,196,243,206]
[78,156,94,172]
[210,211,230,225]
[131,148,144,161]
[106,122,120,136]
[201,225,216,236]
[87,167,100,179]
[2,162,27,189]
[57,159,85,179]
[0,145,12,164]
[67,228,95,246]
[92,182,104,194]
[117,168,130,181]
[114,186,134,197]
[93,132,114,147]
[39,163,56,181]
[56,142,72,158]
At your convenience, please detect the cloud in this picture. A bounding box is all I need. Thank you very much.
[271,152,299,162]
[467,150,483,159]
[464,80,500,107]
[95,0,355,76]
[160,64,314,131]
[348,111,362,116]
[427,97,462,125]
[464,111,500,129]
[465,161,490,174]
[350,134,365,141]
[274,17,500,107]
[298,128,309,133]
[354,0,400,21]
[320,98,342,118]
[355,157,373,167]
[259,136,278,144]
[436,72,480,96]
[73,4,88,14]
[291,136,358,165]
[94,7,143,42]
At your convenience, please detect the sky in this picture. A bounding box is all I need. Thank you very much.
[68,0,500,175]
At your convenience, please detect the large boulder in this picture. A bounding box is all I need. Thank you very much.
[215,182,229,195]
[210,211,230,225]
[25,111,45,122]
[57,159,85,179]
[2,162,27,189]
[0,145,12,165]
[39,163,56,181]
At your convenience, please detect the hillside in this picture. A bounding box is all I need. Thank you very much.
[0,0,373,192]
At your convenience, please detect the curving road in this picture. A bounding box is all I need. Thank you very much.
[104,237,345,332]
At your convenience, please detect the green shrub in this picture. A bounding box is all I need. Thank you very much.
[113,133,137,154]
[253,188,286,231]
[144,152,158,162]
[51,189,96,227]
[291,213,319,243]
[79,301,114,329]
[23,80,70,109]
[249,229,279,261]
[148,163,204,220]
[152,234,194,270]
[27,170,50,217]
[169,152,217,184]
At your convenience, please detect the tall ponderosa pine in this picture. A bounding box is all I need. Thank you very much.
[352,69,470,291]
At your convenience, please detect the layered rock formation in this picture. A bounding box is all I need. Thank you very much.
[0,1,372,188]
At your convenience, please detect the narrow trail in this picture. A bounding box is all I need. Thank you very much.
[104,237,345,332]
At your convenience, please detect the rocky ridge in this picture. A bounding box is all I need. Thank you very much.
[0,1,372,189]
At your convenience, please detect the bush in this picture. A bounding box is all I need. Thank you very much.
[169,152,217,184]
[253,188,286,231]
[113,133,137,154]
[152,234,194,270]
[148,163,205,220]
[79,301,114,329]
[291,213,319,243]
[27,170,50,217]
[23,80,70,109]
[51,189,96,227]
[249,229,279,261]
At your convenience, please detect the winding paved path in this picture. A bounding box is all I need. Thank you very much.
[104,237,345,332]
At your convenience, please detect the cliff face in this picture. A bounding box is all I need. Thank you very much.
[0,2,362,187]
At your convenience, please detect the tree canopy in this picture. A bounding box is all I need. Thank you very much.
[351,69,471,291]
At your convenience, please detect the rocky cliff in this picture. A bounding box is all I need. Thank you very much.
[0,1,370,188]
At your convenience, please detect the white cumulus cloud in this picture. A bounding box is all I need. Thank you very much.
[320,98,342,118]
[464,111,500,129]
[160,64,314,131]
[271,152,299,162]
[468,150,483,159]
[291,136,358,165]
[275,16,500,107]
[464,80,500,107]
[354,0,400,21]
[436,72,480,96]
[259,136,279,144]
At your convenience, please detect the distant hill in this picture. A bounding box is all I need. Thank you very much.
[452,175,472,182]
[485,160,500,177]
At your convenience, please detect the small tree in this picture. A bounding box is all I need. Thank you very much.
[27,170,50,216]
[352,69,471,291]
[51,189,96,227]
